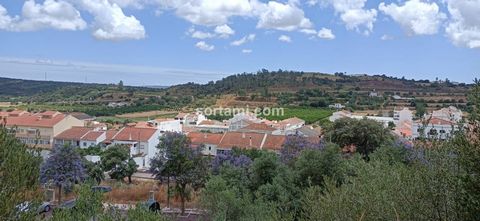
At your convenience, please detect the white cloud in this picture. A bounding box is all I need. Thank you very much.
[0,0,86,32]
[191,30,215,39]
[242,49,252,53]
[256,1,312,31]
[278,34,291,42]
[231,33,256,46]
[195,41,215,51]
[157,0,255,26]
[317,27,335,39]
[380,34,393,40]
[319,0,377,34]
[214,24,235,38]
[445,0,480,49]
[0,5,15,30]
[300,28,317,35]
[76,0,145,40]
[379,0,446,36]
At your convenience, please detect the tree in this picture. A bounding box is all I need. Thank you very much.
[280,135,324,164]
[0,126,42,220]
[329,118,393,159]
[84,161,104,185]
[40,145,86,204]
[101,144,136,183]
[150,132,209,214]
[294,145,345,187]
[125,158,138,184]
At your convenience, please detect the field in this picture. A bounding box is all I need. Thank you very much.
[263,107,333,124]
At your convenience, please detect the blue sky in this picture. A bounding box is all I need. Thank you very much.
[0,0,479,86]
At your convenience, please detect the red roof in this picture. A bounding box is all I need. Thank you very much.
[55,127,92,140]
[241,123,277,131]
[188,132,224,145]
[218,132,266,149]
[262,135,286,150]
[6,112,66,128]
[82,131,104,141]
[104,130,119,143]
[429,117,454,126]
[113,127,158,142]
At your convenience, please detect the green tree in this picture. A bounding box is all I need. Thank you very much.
[0,126,42,220]
[294,145,345,187]
[329,118,393,159]
[151,132,208,215]
[101,145,135,183]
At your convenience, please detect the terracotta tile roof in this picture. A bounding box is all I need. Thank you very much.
[188,132,224,145]
[6,112,66,128]
[55,127,92,140]
[241,123,277,131]
[218,132,266,149]
[104,130,119,143]
[262,135,286,150]
[7,110,29,117]
[113,127,158,142]
[429,117,455,126]
[81,131,104,141]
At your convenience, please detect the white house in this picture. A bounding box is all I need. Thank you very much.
[429,106,463,123]
[329,111,393,128]
[394,107,413,126]
[79,131,106,148]
[147,118,182,132]
[412,117,458,140]
[328,103,345,109]
[111,127,161,169]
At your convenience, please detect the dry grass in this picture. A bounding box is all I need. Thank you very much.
[102,180,200,208]
[115,110,178,118]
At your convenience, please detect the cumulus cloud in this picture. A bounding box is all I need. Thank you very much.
[191,30,215,39]
[278,34,291,42]
[379,0,446,36]
[319,0,377,34]
[0,5,15,30]
[0,0,145,41]
[256,1,312,31]
[317,27,335,39]
[445,0,480,49]
[195,41,215,51]
[214,24,235,38]
[157,0,254,26]
[300,28,317,35]
[242,49,252,53]
[76,0,145,40]
[0,0,86,32]
[231,34,256,46]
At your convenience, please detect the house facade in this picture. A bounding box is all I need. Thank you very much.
[111,127,161,169]
[4,111,84,149]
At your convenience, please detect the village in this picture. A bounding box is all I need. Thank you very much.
[0,104,464,171]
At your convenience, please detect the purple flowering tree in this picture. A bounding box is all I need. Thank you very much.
[211,152,252,175]
[40,145,86,204]
[280,135,325,164]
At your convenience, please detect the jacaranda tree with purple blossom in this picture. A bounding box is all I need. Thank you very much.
[211,151,252,175]
[40,145,86,204]
[280,135,325,164]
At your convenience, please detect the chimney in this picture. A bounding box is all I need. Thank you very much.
[129,133,132,141]
[242,132,245,138]
[204,133,207,139]
[249,136,252,146]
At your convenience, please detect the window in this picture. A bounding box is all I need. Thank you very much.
[440,130,446,134]
[429,129,438,135]
[208,146,211,151]
[83,142,87,147]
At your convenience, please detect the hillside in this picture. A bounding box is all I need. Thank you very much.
[0,70,474,116]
